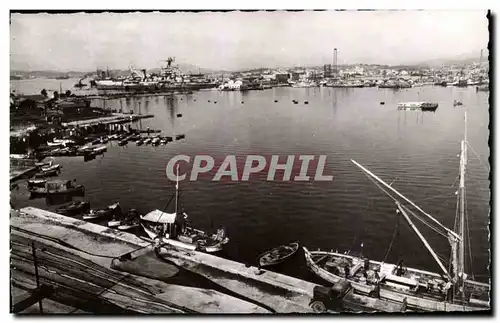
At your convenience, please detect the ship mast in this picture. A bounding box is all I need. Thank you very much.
[458,112,467,280]
[175,164,179,215]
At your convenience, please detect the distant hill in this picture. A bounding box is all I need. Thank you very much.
[11,63,224,79]
[416,49,489,67]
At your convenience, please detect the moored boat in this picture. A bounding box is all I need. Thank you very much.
[140,165,229,253]
[83,202,120,221]
[33,168,60,178]
[258,242,300,267]
[304,112,490,311]
[29,179,85,198]
[56,200,90,216]
[27,179,47,189]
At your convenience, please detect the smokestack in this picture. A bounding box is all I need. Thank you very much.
[141,69,147,81]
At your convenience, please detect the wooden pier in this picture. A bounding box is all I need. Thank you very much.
[11,207,316,314]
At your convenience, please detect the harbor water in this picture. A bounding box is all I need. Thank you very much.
[11,81,490,284]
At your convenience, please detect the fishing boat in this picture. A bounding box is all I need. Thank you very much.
[143,137,152,145]
[56,201,90,216]
[304,113,489,312]
[136,139,144,146]
[117,209,141,231]
[140,166,229,253]
[83,202,120,221]
[258,242,300,267]
[29,179,85,198]
[118,139,128,146]
[151,137,160,146]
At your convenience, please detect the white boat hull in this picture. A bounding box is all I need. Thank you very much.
[142,225,223,253]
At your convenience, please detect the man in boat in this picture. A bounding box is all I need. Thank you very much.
[395,260,405,276]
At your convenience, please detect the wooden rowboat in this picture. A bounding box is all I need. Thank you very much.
[258,242,299,267]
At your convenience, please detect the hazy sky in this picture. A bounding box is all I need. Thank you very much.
[10,10,489,71]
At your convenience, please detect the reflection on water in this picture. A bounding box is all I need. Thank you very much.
[10,84,491,283]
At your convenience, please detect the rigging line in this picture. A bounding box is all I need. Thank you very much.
[362,171,449,237]
[466,141,490,173]
[382,210,400,264]
[403,204,448,238]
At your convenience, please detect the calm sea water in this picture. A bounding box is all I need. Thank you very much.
[11,79,491,283]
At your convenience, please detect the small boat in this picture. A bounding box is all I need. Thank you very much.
[453,100,463,107]
[380,102,385,105]
[29,179,85,198]
[56,201,90,216]
[152,137,160,146]
[304,101,309,104]
[175,134,185,140]
[83,202,120,221]
[35,161,51,167]
[140,166,229,253]
[136,139,144,146]
[27,179,47,189]
[100,137,109,144]
[176,113,183,117]
[274,100,278,103]
[41,163,61,172]
[118,209,141,231]
[420,102,438,111]
[165,136,173,142]
[118,139,128,146]
[143,138,152,145]
[33,168,59,178]
[258,242,300,267]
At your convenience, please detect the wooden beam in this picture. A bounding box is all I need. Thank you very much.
[12,285,54,313]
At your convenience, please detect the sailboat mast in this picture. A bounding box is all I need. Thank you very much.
[458,112,467,276]
[175,164,179,214]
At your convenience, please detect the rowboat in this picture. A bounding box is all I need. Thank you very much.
[27,179,48,189]
[83,202,120,221]
[117,209,141,231]
[143,138,152,145]
[140,165,229,253]
[56,201,90,216]
[41,164,61,172]
[29,179,85,198]
[258,242,299,267]
[304,112,490,312]
[33,168,59,178]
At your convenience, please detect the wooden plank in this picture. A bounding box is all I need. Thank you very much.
[10,237,186,314]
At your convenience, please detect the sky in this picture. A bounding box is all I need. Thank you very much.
[10,10,489,72]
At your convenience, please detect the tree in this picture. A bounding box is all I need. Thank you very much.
[41,88,47,97]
